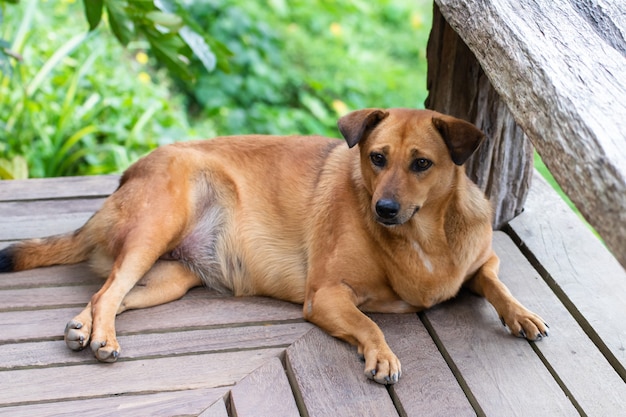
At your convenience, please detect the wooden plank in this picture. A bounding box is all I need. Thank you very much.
[0,284,101,310]
[0,199,104,241]
[0,388,228,417]
[423,271,578,415]
[0,198,105,218]
[0,175,119,202]
[199,397,230,417]
[0,323,313,369]
[230,357,300,417]
[373,314,476,417]
[0,348,283,406]
[0,212,96,241]
[0,290,304,343]
[0,264,101,290]
[434,0,626,267]
[285,327,398,417]
[493,231,626,416]
[508,174,626,378]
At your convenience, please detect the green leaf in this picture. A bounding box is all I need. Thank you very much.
[0,156,28,180]
[105,0,133,46]
[145,30,194,81]
[83,0,104,31]
[146,11,183,30]
[179,27,216,72]
[154,0,231,72]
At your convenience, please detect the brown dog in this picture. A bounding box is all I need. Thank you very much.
[0,108,547,384]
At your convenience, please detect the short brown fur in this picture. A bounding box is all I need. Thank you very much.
[0,108,547,384]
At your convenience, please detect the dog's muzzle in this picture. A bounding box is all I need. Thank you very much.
[375,199,420,226]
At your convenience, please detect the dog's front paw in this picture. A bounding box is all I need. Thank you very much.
[500,305,549,341]
[362,345,402,385]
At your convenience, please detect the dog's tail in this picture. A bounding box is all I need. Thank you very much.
[0,221,97,272]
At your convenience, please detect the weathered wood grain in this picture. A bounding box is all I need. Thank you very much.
[198,397,230,417]
[0,175,119,202]
[373,313,476,417]
[0,264,101,289]
[424,287,578,415]
[0,323,312,369]
[0,198,104,241]
[0,348,283,406]
[230,357,300,417]
[0,198,105,218]
[508,173,626,380]
[0,388,228,417]
[285,327,397,417]
[0,213,96,241]
[0,284,101,310]
[434,0,626,267]
[494,231,626,416]
[426,4,533,228]
[0,290,304,343]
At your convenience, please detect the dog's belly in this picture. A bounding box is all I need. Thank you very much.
[167,205,307,303]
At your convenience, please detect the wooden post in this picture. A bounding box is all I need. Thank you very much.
[429,0,626,268]
[425,3,533,229]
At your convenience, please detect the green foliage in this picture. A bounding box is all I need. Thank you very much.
[81,0,231,81]
[1,0,433,178]
[182,0,433,137]
[0,0,207,178]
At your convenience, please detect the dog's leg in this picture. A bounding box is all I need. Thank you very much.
[304,284,401,384]
[65,261,201,353]
[87,250,159,361]
[466,253,548,340]
[117,260,202,313]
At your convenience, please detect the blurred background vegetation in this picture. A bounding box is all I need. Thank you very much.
[0,0,432,178]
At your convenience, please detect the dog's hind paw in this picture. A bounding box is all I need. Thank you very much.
[89,335,121,363]
[64,319,91,351]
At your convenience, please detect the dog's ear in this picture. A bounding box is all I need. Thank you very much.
[432,115,485,165]
[338,109,389,148]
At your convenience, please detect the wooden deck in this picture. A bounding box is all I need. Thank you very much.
[1,174,625,416]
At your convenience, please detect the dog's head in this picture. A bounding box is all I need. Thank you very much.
[338,108,484,226]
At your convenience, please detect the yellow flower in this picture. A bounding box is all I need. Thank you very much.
[411,13,423,29]
[135,52,149,65]
[138,71,151,84]
[330,22,342,37]
[332,99,349,116]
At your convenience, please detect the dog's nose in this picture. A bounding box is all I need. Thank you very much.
[375,199,400,220]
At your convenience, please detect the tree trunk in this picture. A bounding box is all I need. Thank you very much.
[425,4,533,229]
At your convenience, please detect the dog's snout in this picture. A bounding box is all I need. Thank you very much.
[375,199,400,220]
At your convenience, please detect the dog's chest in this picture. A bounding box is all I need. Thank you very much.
[386,239,466,309]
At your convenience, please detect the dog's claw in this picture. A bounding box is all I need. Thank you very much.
[518,329,527,338]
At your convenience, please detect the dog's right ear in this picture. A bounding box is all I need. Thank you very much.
[337,109,389,148]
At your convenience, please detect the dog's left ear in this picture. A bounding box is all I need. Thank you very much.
[338,109,389,148]
[432,116,485,165]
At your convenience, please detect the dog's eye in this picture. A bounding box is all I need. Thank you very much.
[411,158,432,172]
[370,152,386,168]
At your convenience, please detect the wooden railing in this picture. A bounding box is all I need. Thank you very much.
[425,0,626,268]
